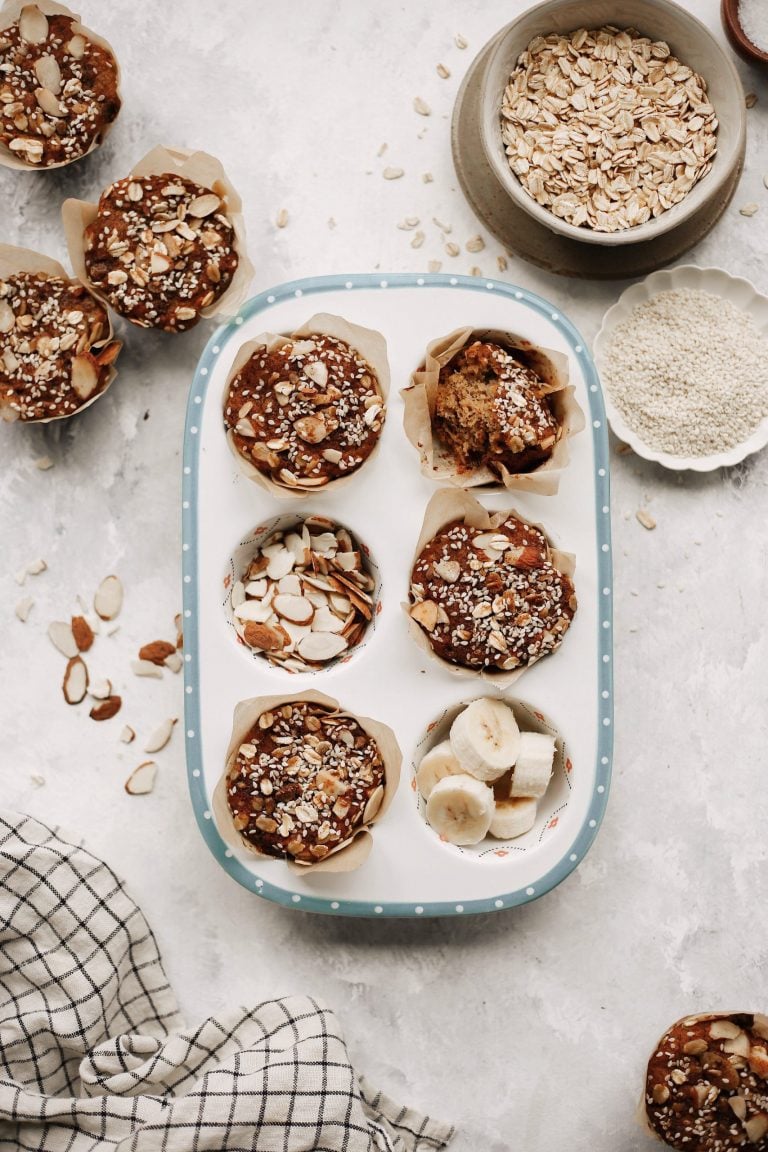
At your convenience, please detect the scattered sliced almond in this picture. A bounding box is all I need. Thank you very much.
[90,695,122,721]
[138,640,176,666]
[88,678,112,700]
[94,575,123,621]
[383,166,404,180]
[62,656,88,705]
[413,96,431,116]
[15,596,34,622]
[35,455,54,470]
[71,615,95,652]
[120,725,136,744]
[131,659,163,679]
[48,620,78,658]
[144,717,177,753]
[276,208,289,228]
[163,651,183,673]
[125,761,157,795]
[636,509,656,530]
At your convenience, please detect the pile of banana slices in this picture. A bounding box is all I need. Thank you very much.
[416,697,556,846]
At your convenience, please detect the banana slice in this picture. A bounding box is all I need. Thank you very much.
[489,797,537,840]
[449,697,520,782]
[509,732,556,798]
[416,740,463,799]
[426,774,495,845]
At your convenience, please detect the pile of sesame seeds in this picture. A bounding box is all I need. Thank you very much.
[226,701,386,863]
[409,516,576,672]
[600,288,768,457]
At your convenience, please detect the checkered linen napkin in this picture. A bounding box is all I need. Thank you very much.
[0,812,454,1151]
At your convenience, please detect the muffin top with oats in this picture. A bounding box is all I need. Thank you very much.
[0,3,120,168]
[83,173,238,332]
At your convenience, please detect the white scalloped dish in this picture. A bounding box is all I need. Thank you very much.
[594,265,768,472]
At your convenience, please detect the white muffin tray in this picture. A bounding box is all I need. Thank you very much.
[182,273,613,917]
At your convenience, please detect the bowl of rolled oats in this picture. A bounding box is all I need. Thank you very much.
[480,0,746,245]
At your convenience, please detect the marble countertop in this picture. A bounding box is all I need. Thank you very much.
[2,2,768,1147]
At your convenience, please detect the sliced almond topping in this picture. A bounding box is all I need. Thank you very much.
[131,659,163,679]
[63,656,88,705]
[303,360,329,387]
[34,87,64,117]
[71,615,95,652]
[48,620,78,658]
[651,1084,669,1105]
[363,784,385,823]
[729,1096,747,1121]
[120,725,136,744]
[745,1115,768,1143]
[434,559,460,583]
[125,761,157,795]
[683,1039,708,1056]
[34,55,61,94]
[410,600,439,632]
[19,5,49,44]
[94,575,123,621]
[188,193,221,217]
[710,1020,742,1041]
[293,415,328,443]
[127,181,143,202]
[90,695,122,721]
[723,1032,751,1058]
[749,1047,768,1079]
[144,717,177,753]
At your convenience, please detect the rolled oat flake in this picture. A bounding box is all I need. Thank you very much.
[601,288,768,457]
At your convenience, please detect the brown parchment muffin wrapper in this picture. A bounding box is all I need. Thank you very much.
[223,312,391,500]
[403,488,576,686]
[637,1012,768,1144]
[402,326,585,496]
[0,242,121,423]
[0,0,121,171]
[212,690,402,874]
[61,145,254,325]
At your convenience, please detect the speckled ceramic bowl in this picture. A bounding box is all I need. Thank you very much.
[480,0,746,247]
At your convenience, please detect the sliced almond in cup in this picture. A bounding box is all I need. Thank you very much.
[125,761,157,795]
[62,656,88,704]
[94,575,123,620]
[297,632,347,663]
[242,621,287,651]
[273,594,314,624]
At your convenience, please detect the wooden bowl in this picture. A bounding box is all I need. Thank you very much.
[721,0,768,66]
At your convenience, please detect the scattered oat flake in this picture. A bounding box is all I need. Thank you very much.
[397,217,420,230]
[15,567,27,586]
[428,260,442,272]
[15,597,34,622]
[383,166,404,180]
[455,33,468,49]
[30,774,46,787]
[469,266,482,277]
[377,142,388,157]
[466,235,485,253]
[746,93,758,108]
[433,216,452,233]
[436,62,451,78]
[35,456,54,470]
[422,172,434,183]
[125,761,157,796]
[445,242,460,257]
[636,509,656,530]
[413,96,431,116]
[26,558,46,576]
[327,217,336,230]
[276,208,289,228]
[497,255,508,272]
[740,203,759,217]
[410,231,425,249]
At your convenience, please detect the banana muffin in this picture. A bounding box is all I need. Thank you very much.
[433,340,559,476]
[82,174,238,331]
[0,4,120,168]
[0,271,120,420]
[409,514,576,672]
[225,701,386,863]
[224,333,385,490]
[645,1013,768,1150]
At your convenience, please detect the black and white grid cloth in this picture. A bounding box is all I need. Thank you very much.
[0,812,454,1151]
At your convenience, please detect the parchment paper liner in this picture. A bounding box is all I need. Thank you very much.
[413,693,566,851]
[212,690,402,874]
[61,145,253,326]
[640,1013,768,1138]
[223,312,391,499]
[0,242,121,423]
[0,0,121,171]
[402,326,585,495]
[404,488,576,686]
[636,1011,768,1143]
[223,512,381,673]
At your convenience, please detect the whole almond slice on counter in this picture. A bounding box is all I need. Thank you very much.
[26,558,47,576]
[144,718,177,753]
[138,640,176,665]
[48,620,79,658]
[125,761,157,795]
[120,725,135,744]
[71,615,95,652]
[63,657,88,704]
[94,575,123,621]
[163,652,183,673]
[15,598,34,623]
[89,679,112,700]
[131,659,163,679]
[90,696,121,721]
